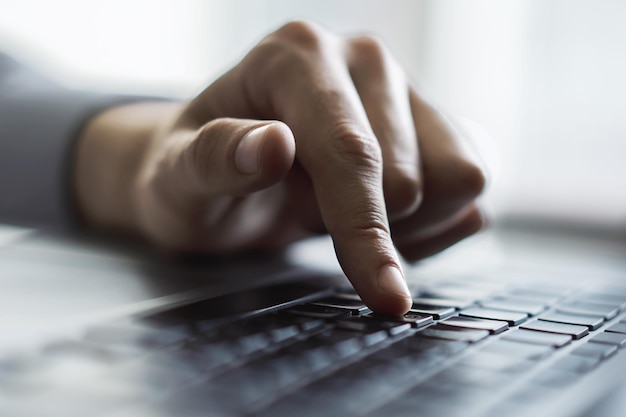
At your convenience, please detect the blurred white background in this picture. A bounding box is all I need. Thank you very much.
[0,0,624,231]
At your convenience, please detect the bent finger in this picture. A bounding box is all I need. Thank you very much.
[348,36,421,220]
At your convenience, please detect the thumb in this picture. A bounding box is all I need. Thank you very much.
[176,118,296,197]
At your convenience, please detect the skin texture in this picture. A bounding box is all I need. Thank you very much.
[74,21,486,316]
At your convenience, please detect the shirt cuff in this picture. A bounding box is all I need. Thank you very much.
[0,64,146,229]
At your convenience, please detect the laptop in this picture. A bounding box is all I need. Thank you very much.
[1,220,625,417]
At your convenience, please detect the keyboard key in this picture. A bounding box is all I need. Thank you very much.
[336,318,411,336]
[432,366,513,389]
[421,287,492,302]
[312,296,371,315]
[420,325,490,343]
[284,304,351,320]
[440,316,508,334]
[506,289,561,304]
[521,320,588,339]
[236,333,271,355]
[399,335,469,355]
[460,307,528,326]
[409,304,455,320]
[321,326,387,348]
[606,322,626,334]
[248,313,326,333]
[458,351,534,373]
[558,301,619,320]
[589,332,626,347]
[480,298,546,316]
[479,339,554,359]
[502,329,572,348]
[539,312,604,330]
[411,296,475,310]
[364,312,433,329]
[403,312,435,327]
[310,330,365,358]
[572,343,618,360]
[265,325,300,343]
[582,292,626,309]
[552,355,599,373]
[185,340,238,370]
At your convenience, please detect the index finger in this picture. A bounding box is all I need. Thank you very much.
[267,23,412,315]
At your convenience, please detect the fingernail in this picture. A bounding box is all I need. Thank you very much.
[376,265,411,298]
[236,125,270,174]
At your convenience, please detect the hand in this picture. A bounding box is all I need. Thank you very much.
[75,21,486,315]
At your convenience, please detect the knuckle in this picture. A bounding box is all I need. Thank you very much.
[273,20,325,51]
[455,160,487,199]
[328,123,383,169]
[385,167,422,217]
[434,158,486,201]
[343,211,392,243]
[351,35,387,62]
[466,210,485,235]
[248,40,302,87]
[350,35,395,77]
[249,31,316,88]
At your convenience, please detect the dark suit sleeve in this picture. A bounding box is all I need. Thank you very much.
[0,53,141,229]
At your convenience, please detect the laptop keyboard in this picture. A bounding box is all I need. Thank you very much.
[3,277,626,417]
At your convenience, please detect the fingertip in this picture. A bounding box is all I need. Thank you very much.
[358,265,412,316]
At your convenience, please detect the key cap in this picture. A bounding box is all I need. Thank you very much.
[432,366,513,389]
[411,296,475,310]
[421,287,491,302]
[284,304,351,320]
[480,297,547,316]
[480,298,546,316]
[410,304,455,320]
[521,320,588,339]
[308,330,364,358]
[552,355,599,373]
[582,292,626,309]
[539,312,604,330]
[460,307,528,326]
[261,312,327,333]
[558,301,619,320]
[572,343,617,360]
[458,351,534,373]
[502,329,572,348]
[589,332,626,347]
[606,322,626,334]
[480,339,554,359]
[420,325,490,343]
[440,316,508,334]
[312,296,371,315]
[364,312,433,329]
[336,318,411,336]
[505,290,561,305]
[185,340,238,370]
[236,334,271,355]
[398,335,469,355]
[267,325,300,343]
